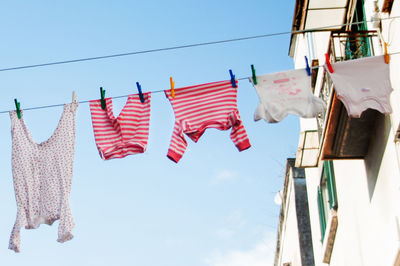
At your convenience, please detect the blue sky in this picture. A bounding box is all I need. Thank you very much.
[0,1,298,265]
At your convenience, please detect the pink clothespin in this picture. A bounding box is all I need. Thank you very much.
[325,53,334,73]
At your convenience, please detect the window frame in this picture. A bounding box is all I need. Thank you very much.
[317,160,338,241]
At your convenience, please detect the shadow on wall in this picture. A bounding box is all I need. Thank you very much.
[364,111,391,201]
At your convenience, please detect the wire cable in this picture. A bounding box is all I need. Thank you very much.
[0,16,399,72]
[1,51,399,115]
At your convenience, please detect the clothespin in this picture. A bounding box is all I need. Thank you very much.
[72,90,77,104]
[14,99,21,119]
[229,69,237,88]
[384,42,390,64]
[305,56,311,76]
[100,87,106,110]
[325,53,334,73]
[136,82,145,103]
[170,77,175,99]
[251,64,257,85]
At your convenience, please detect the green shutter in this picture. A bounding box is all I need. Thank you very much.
[317,187,327,241]
[324,161,338,210]
[355,0,368,32]
[345,0,371,59]
[356,0,371,58]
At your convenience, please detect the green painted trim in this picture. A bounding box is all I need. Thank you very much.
[324,161,338,210]
[317,187,327,242]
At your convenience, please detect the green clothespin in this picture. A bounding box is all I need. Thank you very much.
[251,64,257,85]
[100,87,106,110]
[14,99,21,119]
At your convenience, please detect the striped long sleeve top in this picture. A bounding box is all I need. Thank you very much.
[165,80,251,163]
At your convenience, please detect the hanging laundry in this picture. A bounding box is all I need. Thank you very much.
[250,69,326,123]
[9,101,79,252]
[325,55,393,118]
[90,93,151,160]
[165,80,251,163]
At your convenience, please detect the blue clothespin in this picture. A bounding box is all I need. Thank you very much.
[100,87,106,110]
[305,56,311,76]
[229,69,237,88]
[136,82,145,103]
[14,99,21,119]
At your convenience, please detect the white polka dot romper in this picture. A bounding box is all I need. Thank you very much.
[8,102,78,252]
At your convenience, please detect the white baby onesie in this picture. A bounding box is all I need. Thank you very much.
[250,69,326,123]
[9,102,78,252]
[325,55,393,118]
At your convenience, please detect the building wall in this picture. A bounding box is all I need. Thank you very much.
[277,180,302,265]
[276,164,303,266]
[291,0,400,265]
[293,177,314,265]
[275,160,314,266]
[303,167,327,265]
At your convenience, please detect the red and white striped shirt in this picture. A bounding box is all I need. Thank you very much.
[89,93,151,160]
[165,80,251,163]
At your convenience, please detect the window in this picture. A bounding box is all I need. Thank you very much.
[317,161,339,263]
[345,0,371,59]
[317,161,338,241]
[353,0,368,32]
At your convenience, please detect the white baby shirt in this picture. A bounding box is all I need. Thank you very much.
[250,69,326,122]
[9,102,78,252]
[325,55,393,118]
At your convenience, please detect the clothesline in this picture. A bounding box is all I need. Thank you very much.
[0,76,247,114]
[7,42,394,252]
[1,51,399,115]
[0,15,399,73]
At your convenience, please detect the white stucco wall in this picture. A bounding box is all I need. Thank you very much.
[291,1,400,265]
[276,171,303,266]
[303,167,327,266]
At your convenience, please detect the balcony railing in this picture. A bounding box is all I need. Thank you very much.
[330,30,378,61]
[318,30,378,109]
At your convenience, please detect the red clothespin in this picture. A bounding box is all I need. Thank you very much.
[384,42,390,64]
[325,53,334,73]
[170,77,175,98]
[305,56,311,76]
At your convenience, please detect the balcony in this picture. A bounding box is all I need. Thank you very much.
[317,30,381,160]
[329,30,378,61]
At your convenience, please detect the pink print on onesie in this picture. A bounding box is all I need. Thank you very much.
[251,69,326,123]
[271,73,302,96]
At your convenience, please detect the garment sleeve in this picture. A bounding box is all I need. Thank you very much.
[230,110,251,152]
[167,121,188,163]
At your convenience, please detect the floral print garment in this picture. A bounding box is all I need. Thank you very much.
[9,102,78,252]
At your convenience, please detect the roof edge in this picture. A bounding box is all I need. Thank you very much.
[289,0,308,57]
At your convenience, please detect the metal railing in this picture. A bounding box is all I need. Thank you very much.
[330,30,378,61]
[316,30,379,139]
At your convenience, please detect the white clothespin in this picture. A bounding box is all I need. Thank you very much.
[72,90,77,104]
